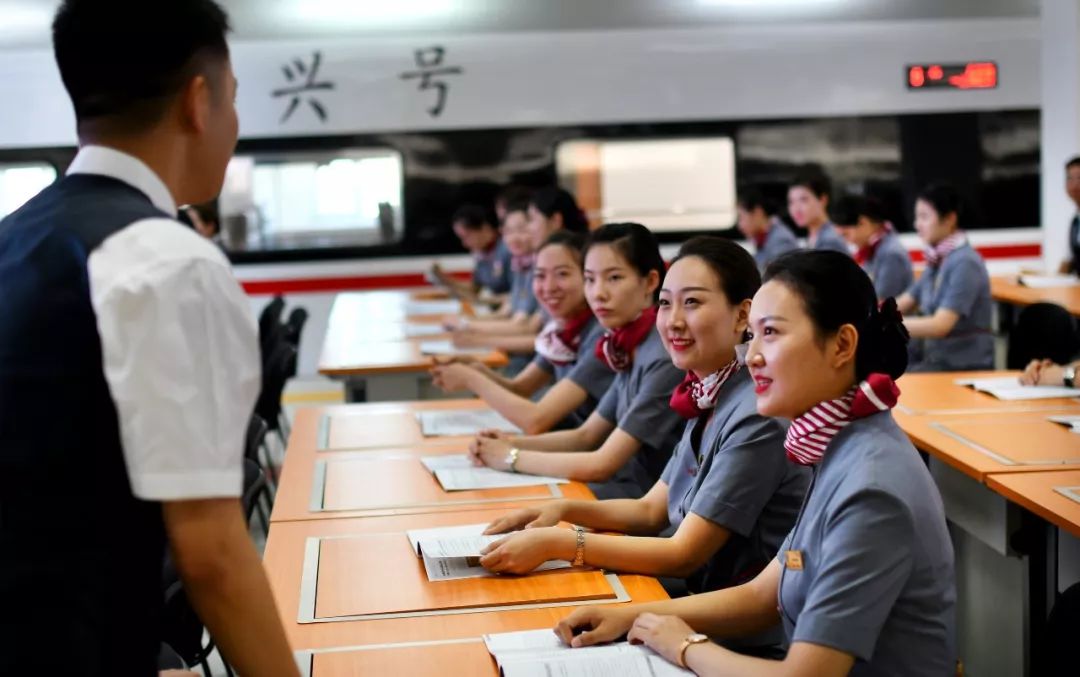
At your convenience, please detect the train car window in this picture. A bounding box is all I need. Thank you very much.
[217,148,404,252]
[0,163,57,218]
[556,137,736,232]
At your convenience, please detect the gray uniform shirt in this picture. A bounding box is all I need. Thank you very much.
[532,317,614,427]
[811,222,851,255]
[863,231,914,301]
[661,368,809,595]
[473,239,513,295]
[777,412,956,677]
[755,220,801,273]
[508,266,539,316]
[593,328,685,499]
[906,243,993,371]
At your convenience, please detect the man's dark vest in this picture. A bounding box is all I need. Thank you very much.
[0,174,170,675]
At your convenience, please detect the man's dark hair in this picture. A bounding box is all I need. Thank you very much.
[52,0,231,133]
[452,204,495,231]
[1067,156,1080,171]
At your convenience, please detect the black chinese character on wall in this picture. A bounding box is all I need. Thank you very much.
[273,51,335,123]
[399,46,463,118]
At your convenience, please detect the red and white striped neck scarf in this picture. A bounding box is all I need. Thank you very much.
[534,307,594,366]
[669,357,742,419]
[595,305,658,372]
[784,373,901,466]
[923,231,966,268]
[854,222,893,266]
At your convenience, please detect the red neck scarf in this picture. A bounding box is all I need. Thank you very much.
[669,358,742,419]
[595,305,658,372]
[534,307,594,366]
[784,373,900,466]
[752,230,768,249]
[923,231,966,268]
[474,239,500,262]
[854,224,892,266]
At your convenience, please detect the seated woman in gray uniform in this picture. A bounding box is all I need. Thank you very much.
[897,183,994,371]
[448,190,589,372]
[478,237,808,654]
[832,194,913,300]
[431,231,614,432]
[554,251,956,677]
[737,185,799,274]
[788,169,850,255]
[467,223,685,499]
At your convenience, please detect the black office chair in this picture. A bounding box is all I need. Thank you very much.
[258,296,286,364]
[283,306,308,351]
[1006,302,1080,369]
[255,341,298,481]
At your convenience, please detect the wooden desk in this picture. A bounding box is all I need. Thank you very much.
[991,275,1080,317]
[896,409,1080,483]
[896,371,1080,416]
[987,470,1080,539]
[273,401,589,522]
[297,641,497,677]
[264,510,668,650]
[318,291,507,400]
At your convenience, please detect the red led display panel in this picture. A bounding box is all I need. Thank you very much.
[906,62,997,90]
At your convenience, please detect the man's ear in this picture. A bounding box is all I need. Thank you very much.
[180,74,212,134]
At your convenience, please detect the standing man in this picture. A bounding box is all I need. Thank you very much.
[0,1,297,675]
[1061,156,1080,273]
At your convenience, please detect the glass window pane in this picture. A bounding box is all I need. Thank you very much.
[556,137,736,232]
[0,163,57,218]
[218,148,404,252]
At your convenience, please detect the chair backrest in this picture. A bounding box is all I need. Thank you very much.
[241,458,267,524]
[284,306,309,349]
[1006,302,1080,369]
[256,342,298,430]
[245,414,270,465]
[258,296,285,344]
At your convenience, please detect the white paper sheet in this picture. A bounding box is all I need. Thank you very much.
[1018,274,1080,289]
[417,410,522,436]
[484,631,691,677]
[955,377,1080,401]
[419,340,493,357]
[407,524,571,581]
[403,323,446,337]
[434,467,569,491]
[405,300,462,315]
[1048,415,1080,433]
[419,454,474,473]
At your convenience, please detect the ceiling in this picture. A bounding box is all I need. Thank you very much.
[0,0,1040,49]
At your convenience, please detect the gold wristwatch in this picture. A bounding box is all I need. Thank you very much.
[677,633,709,669]
[504,447,520,472]
[571,526,586,566]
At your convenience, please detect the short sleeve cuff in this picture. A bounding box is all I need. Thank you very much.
[130,469,243,501]
[791,623,875,663]
[691,501,756,538]
[617,414,674,451]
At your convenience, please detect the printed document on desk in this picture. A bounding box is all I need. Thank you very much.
[403,323,446,337]
[419,340,493,357]
[483,630,692,677]
[1018,274,1080,288]
[406,524,571,581]
[417,409,522,436]
[434,466,569,491]
[955,376,1080,401]
[405,300,462,315]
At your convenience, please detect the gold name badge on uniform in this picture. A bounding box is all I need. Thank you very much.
[785,550,804,571]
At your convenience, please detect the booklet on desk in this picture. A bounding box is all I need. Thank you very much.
[419,340,493,357]
[417,409,522,436]
[406,524,571,581]
[419,454,570,491]
[1048,415,1080,433]
[1018,274,1080,289]
[483,629,692,677]
[405,300,462,315]
[402,323,446,338]
[955,376,1080,401]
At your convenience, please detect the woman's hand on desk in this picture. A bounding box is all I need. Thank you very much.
[627,613,700,666]
[479,527,574,574]
[430,362,475,392]
[468,434,512,469]
[484,503,565,534]
[451,329,484,348]
[554,605,638,648]
[1021,359,1063,386]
